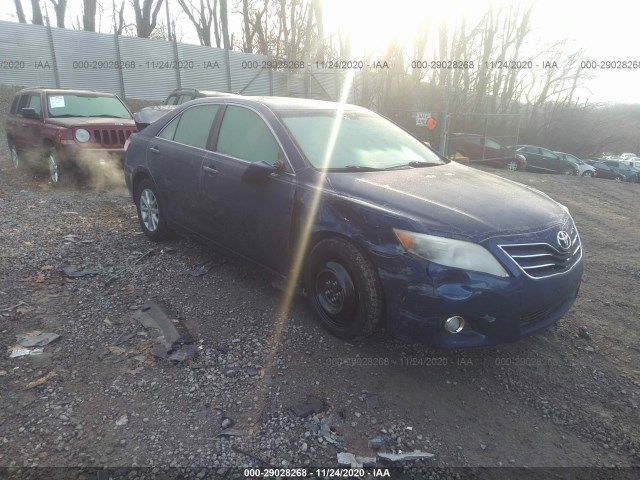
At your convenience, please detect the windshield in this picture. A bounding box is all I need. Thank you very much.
[46,94,132,119]
[279,110,445,170]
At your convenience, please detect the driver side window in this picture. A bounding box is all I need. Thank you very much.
[216,106,280,165]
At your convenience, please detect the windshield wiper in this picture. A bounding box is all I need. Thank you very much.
[89,114,130,118]
[327,165,384,172]
[384,161,442,170]
[50,114,88,118]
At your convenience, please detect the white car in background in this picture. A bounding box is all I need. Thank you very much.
[621,157,640,169]
[554,152,597,177]
[620,153,636,160]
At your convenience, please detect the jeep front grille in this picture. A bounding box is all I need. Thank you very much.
[499,228,582,279]
[92,128,133,146]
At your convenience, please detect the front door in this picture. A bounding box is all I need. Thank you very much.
[200,105,296,274]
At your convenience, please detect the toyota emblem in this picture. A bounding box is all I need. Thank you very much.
[557,231,571,250]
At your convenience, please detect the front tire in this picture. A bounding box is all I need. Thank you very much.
[135,178,171,241]
[582,171,594,177]
[306,237,383,340]
[9,142,20,169]
[47,148,61,184]
[614,176,623,182]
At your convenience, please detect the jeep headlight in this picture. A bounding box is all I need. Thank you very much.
[394,229,509,277]
[75,128,90,143]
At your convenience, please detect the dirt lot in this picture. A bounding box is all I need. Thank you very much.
[1,113,639,477]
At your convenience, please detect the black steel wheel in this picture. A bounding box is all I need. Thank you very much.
[306,237,383,340]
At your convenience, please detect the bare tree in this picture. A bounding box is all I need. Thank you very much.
[48,0,67,27]
[132,0,164,38]
[31,0,44,25]
[14,0,28,23]
[177,0,215,46]
[112,0,126,34]
[82,0,97,31]
[219,0,230,49]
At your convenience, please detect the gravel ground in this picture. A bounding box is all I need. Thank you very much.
[1,88,640,478]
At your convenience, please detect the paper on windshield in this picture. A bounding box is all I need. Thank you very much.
[49,96,65,108]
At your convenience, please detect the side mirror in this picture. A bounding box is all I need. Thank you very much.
[242,160,277,184]
[21,108,41,120]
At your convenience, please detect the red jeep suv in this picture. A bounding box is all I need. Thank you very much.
[6,87,137,184]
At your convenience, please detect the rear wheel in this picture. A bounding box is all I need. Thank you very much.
[614,176,623,182]
[582,171,594,177]
[505,159,520,171]
[306,237,383,340]
[135,178,171,241]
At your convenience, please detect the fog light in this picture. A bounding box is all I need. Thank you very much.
[444,316,465,334]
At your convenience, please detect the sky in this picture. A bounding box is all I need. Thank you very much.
[2,0,640,104]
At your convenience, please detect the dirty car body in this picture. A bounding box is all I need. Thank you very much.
[124,97,583,348]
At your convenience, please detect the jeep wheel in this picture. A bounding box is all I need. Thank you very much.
[505,159,520,171]
[48,149,60,184]
[9,143,20,169]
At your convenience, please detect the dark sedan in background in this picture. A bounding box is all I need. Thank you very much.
[585,160,631,181]
[516,145,579,175]
[124,97,583,348]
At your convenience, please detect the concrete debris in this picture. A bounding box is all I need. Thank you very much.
[291,396,325,418]
[337,452,377,468]
[62,266,100,278]
[9,346,44,358]
[16,331,61,347]
[132,301,195,362]
[377,450,434,463]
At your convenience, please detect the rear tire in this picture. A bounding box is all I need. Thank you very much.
[614,176,623,182]
[582,171,594,177]
[306,237,383,340]
[135,178,172,241]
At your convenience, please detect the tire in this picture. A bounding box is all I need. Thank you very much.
[306,237,383,340]
[582,171,594,177]
[134,178,171,241]
[505,159,520,171]
[47,148,61,184]
[614,176,623,182]
[9,142,20,169]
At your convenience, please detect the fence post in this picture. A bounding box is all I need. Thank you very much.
[114,34,126,98]
[172,38,181,89]
[46,24,61,88]
[224,49,232,92]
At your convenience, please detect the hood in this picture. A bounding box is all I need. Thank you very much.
[47,117,135,128]
[326,162,568,242]
[133,105,176,129]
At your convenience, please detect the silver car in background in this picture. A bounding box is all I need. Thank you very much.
[555,152,597,177]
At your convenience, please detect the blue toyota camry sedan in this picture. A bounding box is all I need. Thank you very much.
[124,96,583,348]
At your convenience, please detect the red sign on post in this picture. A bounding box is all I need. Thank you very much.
[426,117,438,130]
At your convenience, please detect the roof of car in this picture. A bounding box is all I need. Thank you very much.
[17,87,116,97]
[190,95,370,112]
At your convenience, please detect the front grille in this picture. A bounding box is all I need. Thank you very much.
[91,128,133,146]
[499,228,582,279]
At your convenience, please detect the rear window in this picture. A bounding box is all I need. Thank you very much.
[10,95,20,114]
[46,94,132,119]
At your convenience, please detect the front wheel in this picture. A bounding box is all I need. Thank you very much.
[614,176,623,182]
[582,171,594,177]
[47,148,61,184]
[135,178,171,241]
[306,238,383,340]
[505,159,520,171]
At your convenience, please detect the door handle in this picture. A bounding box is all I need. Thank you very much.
[203,165,219,175]
[149,146,160,153]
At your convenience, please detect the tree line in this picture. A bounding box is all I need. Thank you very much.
[10,1,640,157]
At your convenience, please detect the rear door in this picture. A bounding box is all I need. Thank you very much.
[200,104,296,273]
[146,104,221,230]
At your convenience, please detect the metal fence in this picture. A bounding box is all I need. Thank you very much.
[0,20,358,102]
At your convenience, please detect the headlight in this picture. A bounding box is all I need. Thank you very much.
[394,229,509,277]
[75,128,90,143]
